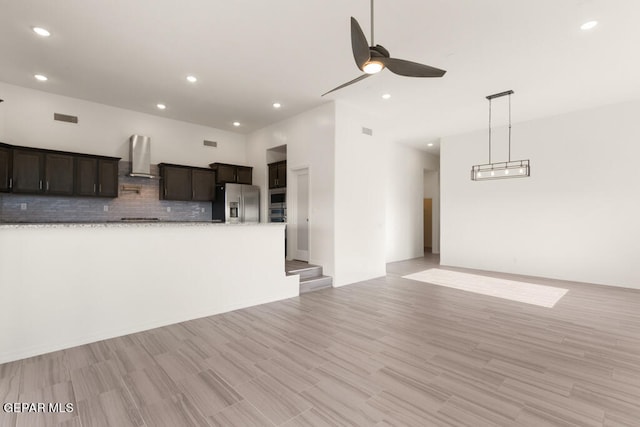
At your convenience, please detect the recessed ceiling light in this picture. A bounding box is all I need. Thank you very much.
[186,75,197,83]
[580,20,598,30]
[32,27,50,37]
[34,74,48,81]
[156,103,166,110]
[427,143,434,147]
[272,103,281,109]
[382,93,391,100]
[232,121,241,127]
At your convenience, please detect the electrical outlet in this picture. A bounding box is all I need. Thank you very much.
[20,203,27,211]
[201,207,205,213]
[103,205,109,212]
[166,207,171,213]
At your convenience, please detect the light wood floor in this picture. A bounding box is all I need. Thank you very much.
[1,254,640,426]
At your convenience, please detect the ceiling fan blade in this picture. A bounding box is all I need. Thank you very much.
[351,17,370,70]
[322,74,372,97]
[379,57,446,77]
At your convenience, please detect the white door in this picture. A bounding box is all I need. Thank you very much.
[296,170,309,261]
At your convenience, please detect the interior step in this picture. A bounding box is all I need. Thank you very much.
[285,260,333,294]
[287,265,323,280]
[300,275,333,294]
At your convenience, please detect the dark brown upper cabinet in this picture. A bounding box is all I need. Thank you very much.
[191,168,217,201]
[159,164,192,201]
[268,160,287,189]
[236,166,252,185]
[159,163,217,202]
[0,145,11,193]
[45,153,75,196]
[75,157,98,196]
[76,157,120,198]
[97,158,119,198]
[209,162,253,185]
[12,149,44,194]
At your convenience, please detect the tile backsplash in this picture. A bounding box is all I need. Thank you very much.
[0,162,212,223]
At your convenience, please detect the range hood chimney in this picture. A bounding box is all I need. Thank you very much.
[128,135,154,178]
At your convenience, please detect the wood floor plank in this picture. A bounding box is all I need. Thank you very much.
[122,364,180,408]
[137,393,209,427]
[235,374,312,425]
[175,369,242,417]
[207,400,275,427]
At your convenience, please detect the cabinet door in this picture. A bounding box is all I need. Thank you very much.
[0,147,11,192]
[268,163,278,189]
[276,162,286,187]
[192,169,216,201]
[236,166,252,185]
[216,164,237,183]
[45,153,75,196]
[12,149,44,193]
[97,159,119,197]
[161,165,192,201]
[75,157,98,196]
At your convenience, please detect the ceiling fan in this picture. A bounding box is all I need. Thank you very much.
[322,0,446,96]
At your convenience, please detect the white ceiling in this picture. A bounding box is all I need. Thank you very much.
[1,0,639,152]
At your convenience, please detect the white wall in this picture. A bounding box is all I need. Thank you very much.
[333,102,387,286]
[0,223,298,364]
[385,143,432,262]
[441,100,640,289]
[0,82,246,167]
[246,103,336,277]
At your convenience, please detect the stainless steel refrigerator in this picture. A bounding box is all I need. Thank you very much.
[212,183,260,223]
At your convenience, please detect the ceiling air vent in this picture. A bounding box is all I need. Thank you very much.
[54,113,78,124]
[362,127,373,136]
[203,140,217,148]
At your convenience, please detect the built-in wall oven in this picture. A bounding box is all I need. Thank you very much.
[268,188,286,223]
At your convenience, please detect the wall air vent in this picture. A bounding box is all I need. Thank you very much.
[54,113,78,123]
[362,127,373,136]
[203,140,218,148]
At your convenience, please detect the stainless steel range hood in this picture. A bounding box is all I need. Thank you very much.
[128,135,154,178]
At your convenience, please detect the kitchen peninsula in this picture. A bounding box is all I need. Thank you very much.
[0,221,297,364]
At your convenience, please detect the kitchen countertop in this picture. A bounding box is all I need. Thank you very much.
[0,221,285,229]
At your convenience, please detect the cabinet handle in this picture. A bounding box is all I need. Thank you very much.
[8,178,12,189]
[46,181,50,191]
[39,180,43,190]
[93,184,97,193]
[99,184,102,193]
[192,189,195,199]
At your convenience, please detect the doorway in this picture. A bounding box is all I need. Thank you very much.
[423,198,433,253]
[295,169,309,261]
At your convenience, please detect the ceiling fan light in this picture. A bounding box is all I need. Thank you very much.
[363,61,383,74]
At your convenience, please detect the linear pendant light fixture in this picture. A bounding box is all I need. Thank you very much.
[471,90,530,181]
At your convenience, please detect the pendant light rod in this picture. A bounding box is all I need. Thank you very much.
[508,92,512,162]
[486,90,514,164]
[488,99,492,164]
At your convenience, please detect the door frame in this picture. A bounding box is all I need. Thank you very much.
[289,166,310,261]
